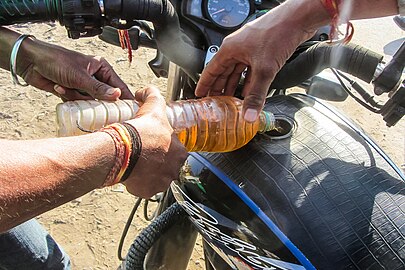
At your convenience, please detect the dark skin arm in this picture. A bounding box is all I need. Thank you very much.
[0,26,134,100]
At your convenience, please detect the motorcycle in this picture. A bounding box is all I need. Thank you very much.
[1,0,404,269]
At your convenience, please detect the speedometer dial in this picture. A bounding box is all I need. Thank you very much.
[206,0,251,28]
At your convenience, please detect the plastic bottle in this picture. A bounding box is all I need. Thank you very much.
[56,96,276,152]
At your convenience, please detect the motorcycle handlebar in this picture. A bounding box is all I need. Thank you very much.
[271,42,384,89]
[0,0,205,78]
[0,0,104,38]
[104,0,205,78]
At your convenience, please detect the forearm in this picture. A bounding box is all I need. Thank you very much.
[0,132,115,232]
[350,0,398,19]
[0,27,21,71]
[269,0,399,35]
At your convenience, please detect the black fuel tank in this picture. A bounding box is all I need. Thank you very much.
[173,94,405,269]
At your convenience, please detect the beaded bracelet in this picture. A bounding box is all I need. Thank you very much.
[10,34,35,86]
[320,0,354,43]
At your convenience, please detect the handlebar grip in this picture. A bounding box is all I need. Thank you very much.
[0,0,104,39]
[0,0,56,25]
[271,42,384,89]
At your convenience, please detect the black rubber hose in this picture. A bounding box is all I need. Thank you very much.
[0,0,59,25]
[104,0,205,76]
[271,42,384,89]
[125,202,185,270]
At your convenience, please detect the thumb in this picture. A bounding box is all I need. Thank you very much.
[242,71,274,123]
[134,86,166,116]
[242,94,266,123]
[78,76,122,101]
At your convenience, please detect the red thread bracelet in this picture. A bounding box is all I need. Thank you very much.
[100,124,131,187]
[320,0,354,43]
[109,123,132,185]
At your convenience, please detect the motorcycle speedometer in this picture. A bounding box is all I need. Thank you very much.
[206,0,251,29]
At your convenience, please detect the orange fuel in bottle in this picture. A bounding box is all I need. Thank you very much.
[56,96,276,152]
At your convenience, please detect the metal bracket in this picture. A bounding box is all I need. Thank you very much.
[204,45,220,67]
[380,80,405,127]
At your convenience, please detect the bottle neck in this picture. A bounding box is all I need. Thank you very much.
[258,111,276,133]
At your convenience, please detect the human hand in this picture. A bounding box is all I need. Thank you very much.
[123,86,188,198]
[18,38,133,101]
[195,4,320,122]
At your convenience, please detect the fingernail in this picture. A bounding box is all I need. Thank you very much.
[106,88,118,96]
[54,84,65,95]
[244,108,258,122]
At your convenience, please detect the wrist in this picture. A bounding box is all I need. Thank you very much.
[78,132,117,189]
[286,0,331,33]
[98,122,142,187]
[15,35,39,77]
[9,34,37,86]
[257,0,331,43]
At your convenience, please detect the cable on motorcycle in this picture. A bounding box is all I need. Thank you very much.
[117,193,164,261]
[331,68,383,112]
[118,197,142,261]
[143,195,162,221]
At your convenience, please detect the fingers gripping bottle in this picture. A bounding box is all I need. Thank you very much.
[56,96,276,152]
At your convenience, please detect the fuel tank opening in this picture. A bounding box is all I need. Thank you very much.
[263,114,295,140]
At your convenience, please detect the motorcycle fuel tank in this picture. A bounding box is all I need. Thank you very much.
[172,94,405,270]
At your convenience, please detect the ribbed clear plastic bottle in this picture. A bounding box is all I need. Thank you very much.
[56,96,276,152]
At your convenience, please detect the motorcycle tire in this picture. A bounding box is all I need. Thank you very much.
[201,94,405,269]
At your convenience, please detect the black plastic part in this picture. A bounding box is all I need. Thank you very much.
[59,0,104,38]
[380,83,405,127]
[271,42,383,89]
[124,202,187,270]
[374,40,405,95]
[104,0,205,77]
[99,26,139,50]
[203,241,233,270]
[99,26,158,50]
[148,51,170,78]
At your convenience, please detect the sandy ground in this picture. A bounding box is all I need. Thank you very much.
[0,18,403,269]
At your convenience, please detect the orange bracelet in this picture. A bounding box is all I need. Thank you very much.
[109,123,132,184]
[100,123,132,187]
[320,0,354,43]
